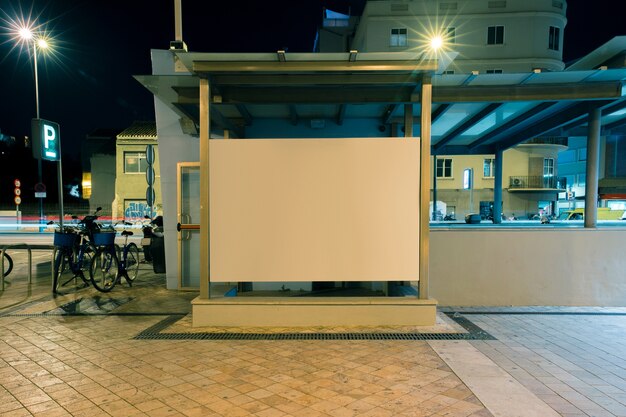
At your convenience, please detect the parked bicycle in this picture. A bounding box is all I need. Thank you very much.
[52,226,94,293]
[116,222,140,285]
[89,228,119,292]
[51,207,102,293]
[90,219,144,292]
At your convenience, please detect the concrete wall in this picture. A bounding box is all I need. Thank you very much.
[151,49,199,289]
[89,154,116,214]
[430,228,626,306]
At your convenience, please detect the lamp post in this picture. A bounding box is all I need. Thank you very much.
[18,27,61,230]
[19,28,47,229]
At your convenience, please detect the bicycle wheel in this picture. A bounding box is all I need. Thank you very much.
[2,252,13,277]
[53,250,70,293]
[90,248,118,292]
[83,243,96,266]
[124,243,140,283]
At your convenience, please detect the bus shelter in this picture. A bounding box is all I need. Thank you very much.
[136,45,626,325]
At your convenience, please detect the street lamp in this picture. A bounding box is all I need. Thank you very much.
[18,26,51,229]
[430,35,444,51]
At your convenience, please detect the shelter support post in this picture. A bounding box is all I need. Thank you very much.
[404,104,413,137]
[419,77,432,299]
[585,107,601,228]
[493,148,503,224]
[200,78,211,299]
[432,155,437,221]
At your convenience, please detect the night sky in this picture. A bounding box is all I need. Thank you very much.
[0,0,624,198]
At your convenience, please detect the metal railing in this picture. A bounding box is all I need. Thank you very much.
[523,137,568,146]
[1,244,55,291]
[509,176,567,190]
[1,244,33,291]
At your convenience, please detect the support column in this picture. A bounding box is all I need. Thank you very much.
[199,78,211,299]
[432,155,437,221]
[493,148,503,224]
[585,107,601,228]
[419,76,432,300]
[404,104,414,137]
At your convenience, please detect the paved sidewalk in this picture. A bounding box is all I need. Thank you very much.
[1,251,626,416]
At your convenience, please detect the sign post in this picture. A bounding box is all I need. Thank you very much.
[14,179,21,228]
[32,118,64,230]
[145,144,156,218]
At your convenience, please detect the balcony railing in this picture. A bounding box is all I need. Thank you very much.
[522,136,568,146]
[509,176,567,190]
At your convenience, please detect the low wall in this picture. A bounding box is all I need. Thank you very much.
[430,228,626,306]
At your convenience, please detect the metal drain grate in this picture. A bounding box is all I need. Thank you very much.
[135,332,495,341]
[133,312,496,341]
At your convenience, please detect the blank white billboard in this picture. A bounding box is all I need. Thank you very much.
[209,138,420,282]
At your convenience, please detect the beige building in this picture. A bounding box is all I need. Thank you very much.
[432,140,567,220]
[112,121,161,222]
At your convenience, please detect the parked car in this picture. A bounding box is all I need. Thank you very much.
[465,213,482,224]
[557,208,625,220]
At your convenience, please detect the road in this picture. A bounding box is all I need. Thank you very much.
[0,232,144,247]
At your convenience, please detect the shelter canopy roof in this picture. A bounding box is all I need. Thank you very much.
[136,46,626,155]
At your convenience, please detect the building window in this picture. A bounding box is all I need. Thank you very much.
[447,27,456,44]
[543,158,555,178]
[577,174,586,185]
[578,148,587,161]
[436,158,453,178]
[486,69,503,74]
[549,26,560,51]
[439,2,458,11]
[487,26,504,45]
[483,158,495,178]
[390,3,409,12]
[124,151,148,173]
[390,28,408,47]
[443,70,455,75]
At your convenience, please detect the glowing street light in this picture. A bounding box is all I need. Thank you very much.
[430,35,444,51]
[37,38,49,49]
[18,25,52,119]
[18,26,33,40]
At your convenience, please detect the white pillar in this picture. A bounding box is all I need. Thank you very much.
[419,76,432,299]
[199,78,210,299]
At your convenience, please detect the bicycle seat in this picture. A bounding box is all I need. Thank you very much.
[121,230,134,237]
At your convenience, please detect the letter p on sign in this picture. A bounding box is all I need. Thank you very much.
[31,118,60,161]
[44,124,57,159]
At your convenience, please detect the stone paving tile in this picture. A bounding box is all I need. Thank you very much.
[4,251,626,416]
[1,263,494,417]
[464,311,626,417]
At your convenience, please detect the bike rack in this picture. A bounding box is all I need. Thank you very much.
[1,243,54,291]
[1,244,32,291]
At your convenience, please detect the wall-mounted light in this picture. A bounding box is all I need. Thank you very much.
[349,50,358,62]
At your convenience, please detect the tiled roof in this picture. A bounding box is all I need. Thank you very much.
[117,121,157,140]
